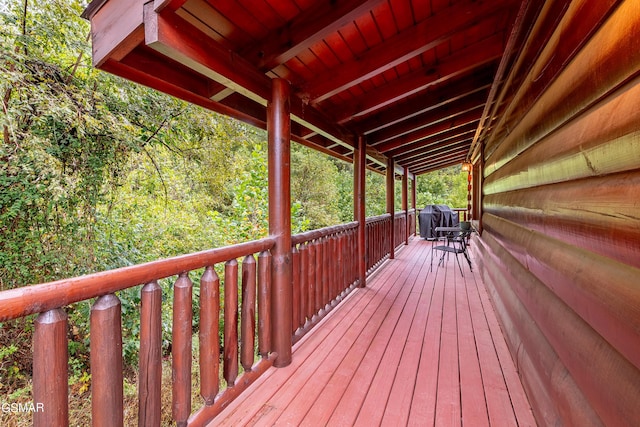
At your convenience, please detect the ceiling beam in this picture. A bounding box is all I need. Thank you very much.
[303,0,512,103]
[368,96,486,147]
[333,34,504,123]
[412,155,468,175]
[392,127,477,161]
[401,141,471,168]
[375,110,481,153]
[242,0,388,71]
[143,5,355,148]
[352,71,493,135]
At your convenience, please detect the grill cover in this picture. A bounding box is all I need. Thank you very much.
[418,205,460,239]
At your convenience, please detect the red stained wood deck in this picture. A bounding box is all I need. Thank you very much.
[213,238,536,426]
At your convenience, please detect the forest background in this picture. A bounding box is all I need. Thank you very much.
[0,0,468,423]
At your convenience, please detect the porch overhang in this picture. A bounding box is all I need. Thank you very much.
[82,0,523,175]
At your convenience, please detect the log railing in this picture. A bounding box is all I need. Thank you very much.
[0,238,276,427]
[408,208,417,237]
[290,222,359,342]
[394,211,408,248]
[453,207,468,222]
[0,214,419,426]
[365,214,392,274]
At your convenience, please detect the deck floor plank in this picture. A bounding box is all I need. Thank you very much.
[458,271,491,427]
[212,239,536,426]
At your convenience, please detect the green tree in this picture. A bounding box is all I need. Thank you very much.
[415,166,468,209]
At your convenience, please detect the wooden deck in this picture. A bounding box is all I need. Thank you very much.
[213,238,537,426]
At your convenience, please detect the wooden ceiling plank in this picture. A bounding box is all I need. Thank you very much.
[411,149,467,172]
[375,109,482,153]
[353,70,493,135]
[412,156,468,175]
[408,146,469,166]
[243,0,388,71]
[334,34,504,123]
[368,94,486,146]
[392,127,477,160]
[304,0,511,103]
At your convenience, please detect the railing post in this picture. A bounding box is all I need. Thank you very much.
[386,156,395,259]
[90,294,124,427]
[268,77,292,367]
[402,166,409,245]
[139,281,162,425]
[33,309,68,427]
[354,135,367,287]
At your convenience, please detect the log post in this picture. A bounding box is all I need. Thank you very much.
[402,166,409,245]
[268,77,293,367]
[386,156,395,259]
[90,294,124,427]
[354,135,367,287]
[33,309,68,427]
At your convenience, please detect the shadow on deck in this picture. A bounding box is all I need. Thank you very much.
[213,238,537,426]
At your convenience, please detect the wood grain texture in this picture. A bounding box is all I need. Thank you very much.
[213,239,535,426]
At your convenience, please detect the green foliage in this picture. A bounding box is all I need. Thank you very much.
[416,166,469,209]
[0,0,469,407]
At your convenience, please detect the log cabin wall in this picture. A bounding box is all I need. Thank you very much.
[473,1,640,425]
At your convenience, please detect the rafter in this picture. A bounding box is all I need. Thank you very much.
[375,110,481,154]
[352,71,493,135]
[333,34,504,123]
[368,96,486,147]
[304,0,511,104]
[143,5,354,149]
[241,0,388,71]
[392,126,477,160]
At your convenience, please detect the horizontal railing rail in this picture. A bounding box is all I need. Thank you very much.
[291,221,359,342]
[0,237,276,427]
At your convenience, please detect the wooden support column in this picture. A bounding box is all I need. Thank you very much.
[354,135,366,287]
[402,166,408,245]
[386,156,395,259]
[268,78,292,367]
[412,175,417,210]
[412,174,417,236]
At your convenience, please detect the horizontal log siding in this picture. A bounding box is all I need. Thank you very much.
[478,1,640,425]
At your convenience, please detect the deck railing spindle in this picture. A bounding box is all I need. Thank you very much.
[299,243,309,329]
[91,294,124,427]
[33,309,68,427]
[199,266,220,404]
[241,255,257,371]
[172,272,193,427]
[291,246,301,334]
[224,260,239,386]
[258,251,272,357]
[139,281,162,426]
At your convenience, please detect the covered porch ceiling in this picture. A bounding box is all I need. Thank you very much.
[82,0,525,175]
